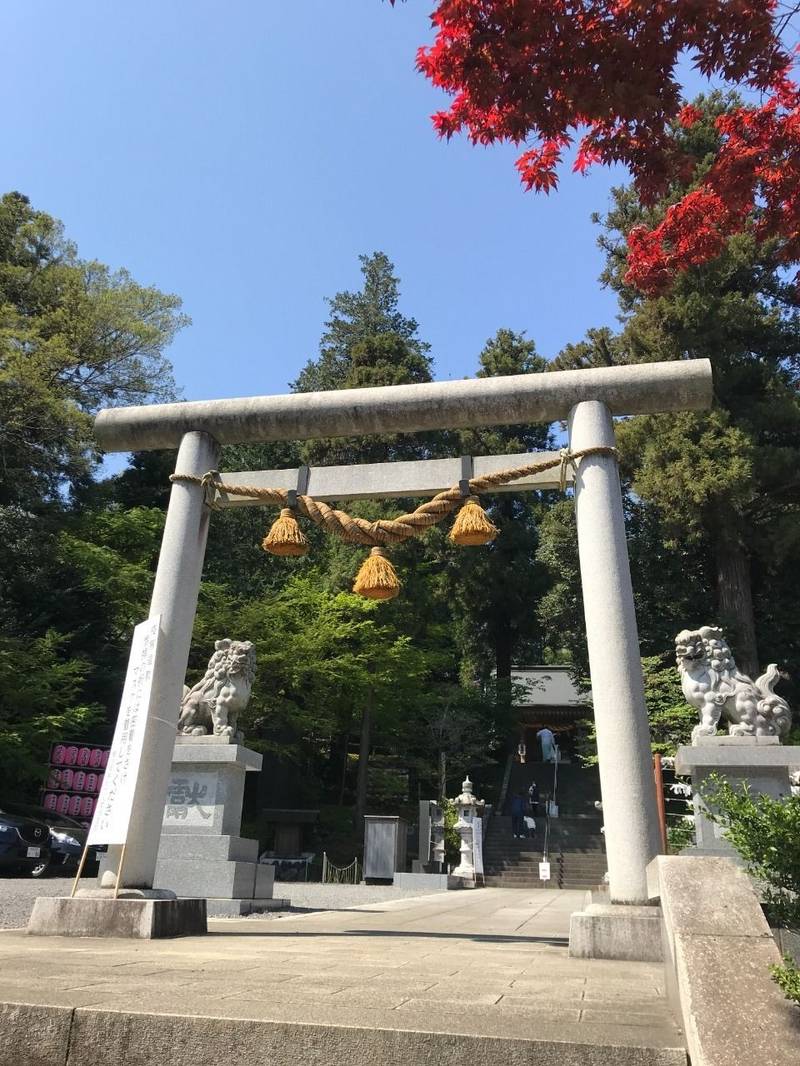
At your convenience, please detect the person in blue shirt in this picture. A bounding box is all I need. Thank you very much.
[510,793,526,839]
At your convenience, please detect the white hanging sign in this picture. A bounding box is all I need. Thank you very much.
[87,615,161,846]
[539,860,551,881]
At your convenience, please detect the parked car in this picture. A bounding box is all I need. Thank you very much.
[0,805,51,876]
[0,802,103,878]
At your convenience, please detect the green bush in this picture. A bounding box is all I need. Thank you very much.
[703,776,800,1006]
[771,957,800,1006]
[667,818,696,854]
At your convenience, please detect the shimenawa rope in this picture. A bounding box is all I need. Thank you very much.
[169,446,616,547]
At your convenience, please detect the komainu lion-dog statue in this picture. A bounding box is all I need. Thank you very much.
[177,639,256,739]
[675,625,791,744]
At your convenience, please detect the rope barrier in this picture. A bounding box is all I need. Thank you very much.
[170,445,617,548]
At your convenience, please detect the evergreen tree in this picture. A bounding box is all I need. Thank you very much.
[0,191,185,508]
[552,96,800,677]
[292,252,431,393]
[450,330,553,686]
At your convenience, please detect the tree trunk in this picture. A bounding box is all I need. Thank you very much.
[354,688,373,828]
[338,734,350,806]
[714,522,759,677]
[438,749,447,802]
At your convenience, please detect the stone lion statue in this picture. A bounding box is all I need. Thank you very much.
[177,639,256,739]
[675,626,791,744]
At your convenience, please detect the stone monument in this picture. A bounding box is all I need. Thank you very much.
[153,639,288,916]
[673,626,798,861]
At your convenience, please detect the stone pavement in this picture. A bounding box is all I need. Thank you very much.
[0,887,686,1065]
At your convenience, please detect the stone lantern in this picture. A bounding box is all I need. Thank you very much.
[451,776,483,885]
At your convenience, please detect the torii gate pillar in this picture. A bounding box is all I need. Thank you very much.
[99,431,220,891]
[569,401,661,904]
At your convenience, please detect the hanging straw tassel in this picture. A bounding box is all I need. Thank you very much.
[353,546,400,600]
[449,495,498,546]
[262,507,309,557]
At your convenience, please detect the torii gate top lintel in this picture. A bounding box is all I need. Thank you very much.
[94,359,713,452]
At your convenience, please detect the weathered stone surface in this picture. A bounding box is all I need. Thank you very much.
[254,863,275,899]
[569,903,663,962]
[656,856,774,940]
[569,400,661,904]
[0,1002,72,1066]
[393,872,452,891]
[94,358,714,453]
[674,935,799,1066]
[154,858,257,900]
[26,896,206,939]
[651,855,799,1066]
[675,626,792,741]
[205,897,288,918]
[177,639,256,740]
[0,888,686,1065]
[65,1009,686,1066]
[156,833,258,863]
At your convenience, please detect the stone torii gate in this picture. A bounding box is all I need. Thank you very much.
[81,361,712,925]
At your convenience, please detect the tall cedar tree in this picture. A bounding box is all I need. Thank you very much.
[291,252,442,822]
[450,329,553,691]
[551,97,800,677]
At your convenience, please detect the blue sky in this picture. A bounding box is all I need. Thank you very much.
[2,0,632,406]
[4,2,737,411]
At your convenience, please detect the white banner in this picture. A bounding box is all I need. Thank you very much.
[539,860,551,881]
[87,615,161,846]
[472,814,484,877]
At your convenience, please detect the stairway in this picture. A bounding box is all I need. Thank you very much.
[483,760,607,890]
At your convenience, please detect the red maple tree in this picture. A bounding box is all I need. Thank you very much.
[391,1,800,295]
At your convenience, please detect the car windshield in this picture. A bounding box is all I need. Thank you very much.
[0,801,84,830]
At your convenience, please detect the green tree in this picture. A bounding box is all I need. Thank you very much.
[292,251,431,394]
[449,329,553,689]
[552,95,800,677]
[0,192,185,507]
[0,631,102,793]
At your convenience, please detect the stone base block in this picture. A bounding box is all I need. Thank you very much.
[393,872,453,891]
[569,903,663,962]
[158,833,259,863]
[27,896,207,939]
[205,897,290,917]
[154,858,259,899]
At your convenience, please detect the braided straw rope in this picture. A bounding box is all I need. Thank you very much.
[170,446,617,548]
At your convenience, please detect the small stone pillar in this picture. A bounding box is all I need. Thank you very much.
[451,777,483,886]
[675,736,800,862]
[153,737,287,916]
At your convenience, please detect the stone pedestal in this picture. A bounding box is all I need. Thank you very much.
[675,737,800,862]
[153,737,288,916]
[569,899,663,962]
[28,896,206,939]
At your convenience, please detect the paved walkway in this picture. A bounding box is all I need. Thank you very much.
[0,888,685,1065]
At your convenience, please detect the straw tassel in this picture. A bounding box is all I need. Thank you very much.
[449,495,498,546]
[352,546,400,600]
[262,507,309,557]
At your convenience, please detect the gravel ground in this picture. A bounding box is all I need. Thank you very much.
[0,876,432,929]
[0,875,77,930]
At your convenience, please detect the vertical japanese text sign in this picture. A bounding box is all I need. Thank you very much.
[87,615,161,846]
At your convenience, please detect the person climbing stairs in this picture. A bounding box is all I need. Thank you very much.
[483,759,607,890]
